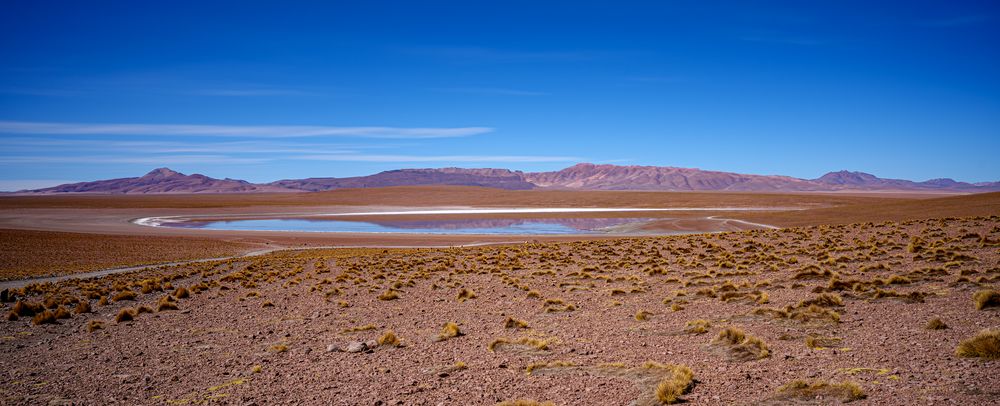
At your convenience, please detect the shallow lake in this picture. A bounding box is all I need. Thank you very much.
[168,217,657,235]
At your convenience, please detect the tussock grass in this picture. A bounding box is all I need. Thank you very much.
[955,329,1000,359]
[645,362,694,404]
[525,360,574,375]
[805,336,843,349]
[116,308,136,323]
[773,380,866,403]
[488,336,554,352]
[437,322,462,341]
[504,316,529,329]
[157,295,178,311]
[711,327,770,361]
[684,319,711,334]
[112,290,137,302]
[973,289,1000,310]
[173,287,190,299]
[74,301,92,314]
[378,290,400,301]
[925,318,948,330]
[456,288,477,302]
[635,310,653,321]
[87,320,104,332]
[32,310,57,325]
[377,330,401,347]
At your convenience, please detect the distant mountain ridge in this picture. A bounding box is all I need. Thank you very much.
[14,164,1000,194]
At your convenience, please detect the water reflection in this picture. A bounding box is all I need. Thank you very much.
[173,217,656,235]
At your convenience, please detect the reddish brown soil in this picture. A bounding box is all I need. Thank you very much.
[1,215,998,404]
[0,229,255,281]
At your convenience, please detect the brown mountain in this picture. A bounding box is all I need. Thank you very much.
[268,168,534,191]
[524,163,821,191]
[25,168,297,194]
[15,164,1000,194]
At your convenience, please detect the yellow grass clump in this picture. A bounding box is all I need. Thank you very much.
[773,380,866,403]
[955,329,1000,359]
[684,319,711,334]
[973,289,1000,310]
[925,318,948,330]
[378,330,401,347]
[437,322,462,341]
[711,327,770,361]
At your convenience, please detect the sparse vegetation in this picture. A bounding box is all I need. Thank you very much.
[378,330,401,347]
[772,380,866,403]
[925,317,948,330]
[972,289,1000,310]
[711,327,770,361]
[955,329,1000,359]
[437,322,462,341]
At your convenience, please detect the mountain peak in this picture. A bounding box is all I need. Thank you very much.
[144,167,182,177]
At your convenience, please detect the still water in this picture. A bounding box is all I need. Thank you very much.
[171,217,654,235]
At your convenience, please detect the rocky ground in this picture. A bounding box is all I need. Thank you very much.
[1,215,998,405]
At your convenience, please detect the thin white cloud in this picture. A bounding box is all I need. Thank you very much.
[0,121,493,139]
[297,154,580,163]
[0,155,270,165]
[186,88,317,97]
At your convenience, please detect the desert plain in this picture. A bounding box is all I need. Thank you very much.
[0,188,998,405]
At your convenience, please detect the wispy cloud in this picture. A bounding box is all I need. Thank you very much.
[184,88,318,97]
[297,154,580,163]
[915,15,990,27]
[0,155,271,165]
[432,87,550,96]
[0,121,493,139]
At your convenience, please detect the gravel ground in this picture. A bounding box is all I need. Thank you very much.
[1,215,998,405]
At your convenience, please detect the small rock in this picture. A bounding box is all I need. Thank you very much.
[346,341,367,353]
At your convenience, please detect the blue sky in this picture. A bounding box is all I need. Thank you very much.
[1,1,998,190]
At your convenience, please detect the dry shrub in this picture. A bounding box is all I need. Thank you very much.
[456,288,477,302]
[488,336,554,352]
[32,310,57,325]
[12,300,43,317]
[504,317,529,329]
[805,336,842,349]
[173,287,190,299]
[157,296,179,311]
[955,329,1000,359]
[973,289,1000,310]
[925,318,948,330]
[378,290,400,301]
[635,310,653,321]
[684,319,711,334]
[87,320,104,332]
[112,290,137,302]
[116,308,136,323]
[525,360,574,375]
[53,306,71,319]
[711,327,769,361]
[74,301,92,314]
[647,362,695,404]
[437,322,462,341]
[378,330,401,347]
[773,380,865,403]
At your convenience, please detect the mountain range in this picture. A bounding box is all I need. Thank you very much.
[14,164,1000,194]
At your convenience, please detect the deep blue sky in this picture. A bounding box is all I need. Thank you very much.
[1,1,998,190]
